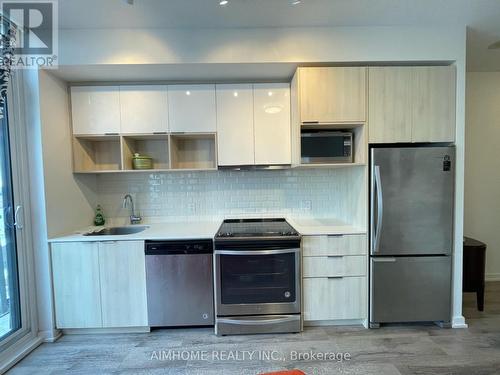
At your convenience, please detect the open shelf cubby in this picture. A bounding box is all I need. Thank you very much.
[121,134,170,171]
[73,135,122,172]
[170,133,217,170]
[298,123,367,167]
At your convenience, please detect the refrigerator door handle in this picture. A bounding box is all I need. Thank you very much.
[372,165,383,253]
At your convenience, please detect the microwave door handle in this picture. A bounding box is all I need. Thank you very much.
[372,165,383,253]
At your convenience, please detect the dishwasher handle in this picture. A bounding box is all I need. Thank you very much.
[145,240,213,255]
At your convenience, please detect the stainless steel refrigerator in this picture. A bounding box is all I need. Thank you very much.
[370,145,454,327]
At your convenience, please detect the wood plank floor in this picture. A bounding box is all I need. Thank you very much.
[8,282,500,375]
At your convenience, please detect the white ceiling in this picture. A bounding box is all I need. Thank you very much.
[58,0,500,71]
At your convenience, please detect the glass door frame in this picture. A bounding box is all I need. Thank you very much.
[0,70,40,363]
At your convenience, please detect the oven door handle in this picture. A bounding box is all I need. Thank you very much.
[215,248,300,256]
[217,316,298,325]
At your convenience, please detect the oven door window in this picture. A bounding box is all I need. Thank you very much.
[220,253,296,304]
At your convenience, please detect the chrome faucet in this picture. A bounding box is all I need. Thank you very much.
[122,194,142,225]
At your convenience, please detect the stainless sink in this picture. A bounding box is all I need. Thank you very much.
[83,226,148,236]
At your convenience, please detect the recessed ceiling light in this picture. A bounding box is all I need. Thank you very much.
[219,0,229,6]
[185,91,191,96]
[233,92,239,97]
[291,0,301,5]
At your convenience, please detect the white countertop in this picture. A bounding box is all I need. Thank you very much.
[287,218,366,236]
[48,217,366,243]
[48,221,222,243]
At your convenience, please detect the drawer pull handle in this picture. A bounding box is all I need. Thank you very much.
[327,234,344,238]
[327,255,344,258]
[327,276,343,279]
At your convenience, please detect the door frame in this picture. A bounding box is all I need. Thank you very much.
[0,70,42,371]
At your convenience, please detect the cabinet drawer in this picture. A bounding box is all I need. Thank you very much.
[302,234,367,257]
[303,255,366,278]
[303,276,367,321]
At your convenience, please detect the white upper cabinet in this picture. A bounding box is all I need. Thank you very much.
[71,86,121,135]
[216,84,255,166]
[119,85,169,134]
[253,83,291,165]
[167,84,217,133]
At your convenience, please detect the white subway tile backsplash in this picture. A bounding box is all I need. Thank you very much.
[96,168,366,225]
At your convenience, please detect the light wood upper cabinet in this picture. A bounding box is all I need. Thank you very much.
[51,242,102,329]
[411,66,456,142]
[119,85,169,134]
[368,66,456,143]
[99,241,148,327]
[253,83,291,165]
[216,84,255,166]
[368,67,413,143]
[168,84,217,133]
[71,86,121,135]
[298,67,366,124]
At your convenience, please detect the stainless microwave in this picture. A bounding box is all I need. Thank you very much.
[301,131,353,164]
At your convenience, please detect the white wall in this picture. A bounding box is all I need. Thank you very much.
[58,26,464,66]
[26,71,97,341]
[465,72,500,281]
[38,70,97,237]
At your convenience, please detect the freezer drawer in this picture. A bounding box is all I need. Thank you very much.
[370,256,451,324]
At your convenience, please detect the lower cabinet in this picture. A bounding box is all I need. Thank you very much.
[51,242,102,328]
[51,240,148,329]
[303,276,367,321]
[302,234,368,323]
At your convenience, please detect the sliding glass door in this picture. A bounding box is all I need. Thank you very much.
[0,103,21,341]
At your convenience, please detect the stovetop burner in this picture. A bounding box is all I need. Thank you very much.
[215,218,299,239]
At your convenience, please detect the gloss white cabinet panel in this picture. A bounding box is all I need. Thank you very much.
[119,85,169,134]
[98,241,148,327]
[253,83,291,165]
[168,85,217,133]
[51,242,102,329]
[71,86,121,135]
[216,84,255,166]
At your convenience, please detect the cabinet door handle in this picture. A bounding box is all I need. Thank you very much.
[327,276,343,279]
[327,255,343,258]
[104,133,119,136]
[327,234,344,238]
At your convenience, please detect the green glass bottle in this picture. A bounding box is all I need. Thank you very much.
[94,205,105,226]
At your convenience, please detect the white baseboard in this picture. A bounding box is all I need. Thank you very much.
[304,319,366,327]
[38,329,62,343]
[486,273,500,281]
[452,315,468,329]
[62,326,150,335]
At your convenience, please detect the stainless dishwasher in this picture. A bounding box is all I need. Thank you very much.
[145,240,214,327]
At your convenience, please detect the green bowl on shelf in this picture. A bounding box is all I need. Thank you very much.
[132,153,153,170]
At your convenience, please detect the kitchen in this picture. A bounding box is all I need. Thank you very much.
[1,0,499,374]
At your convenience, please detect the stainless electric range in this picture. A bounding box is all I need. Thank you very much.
[213,218,301,336]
